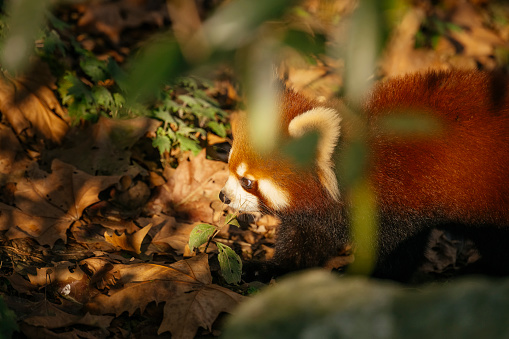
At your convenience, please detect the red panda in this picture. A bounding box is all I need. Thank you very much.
[219,70,509,282]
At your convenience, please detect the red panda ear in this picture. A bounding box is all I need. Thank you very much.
[288,107,341,200]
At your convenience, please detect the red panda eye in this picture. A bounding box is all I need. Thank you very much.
[240,177,254,190]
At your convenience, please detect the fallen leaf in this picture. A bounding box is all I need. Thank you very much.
[0,63,69,143]
[149,215,200,255]
[22,299,113,330]
[0,160,120,245]
[104,224,152,254]
[151,149,228,223]
[43,116,160,176]
[86,254,245,338]
[0,124,32,182]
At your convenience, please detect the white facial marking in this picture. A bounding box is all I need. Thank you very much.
[288,107,341,201]
[222,174,259,212]
[258,179,290,210]
[236,163,247,177]
[228,146,234,162]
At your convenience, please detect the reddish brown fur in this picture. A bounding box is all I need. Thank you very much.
[226,70,509,281]
[367,71,509,226]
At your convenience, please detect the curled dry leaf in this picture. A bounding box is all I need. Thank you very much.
[0,64,69,143]
[0,160,120,246]
[104,224,152,254]
[86,254,245,339]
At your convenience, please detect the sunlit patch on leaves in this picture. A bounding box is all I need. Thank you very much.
[217,242,243,285]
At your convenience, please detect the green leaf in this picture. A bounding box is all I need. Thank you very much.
[40,29,67,56]
[92,86,114,108]
[188,223,217,251]
[207,121,226,137]
[81,57,107,82]
[226,214,240,228]
[59,72,93,104]
[154,110,176,124]
[177,134,202,155]
[152,133,172,154]
[217,242,243,284]
[178,94,199,107]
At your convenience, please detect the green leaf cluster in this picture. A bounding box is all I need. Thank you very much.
[151,77,228,156]
[33,18,229,156]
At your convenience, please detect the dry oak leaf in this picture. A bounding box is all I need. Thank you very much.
[0,66,69,143]
[104,224,152,254]
[86,254,245,339]
[154,149,228,223]
[0,159,120,246]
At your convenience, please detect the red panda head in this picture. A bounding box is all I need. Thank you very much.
[220,88,342,213]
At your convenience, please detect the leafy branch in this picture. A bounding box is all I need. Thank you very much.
[188,214,242,285]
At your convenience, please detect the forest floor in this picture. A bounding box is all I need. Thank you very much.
[1,0,509,338]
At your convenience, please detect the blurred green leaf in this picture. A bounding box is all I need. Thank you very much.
[283,131,319,168]
[177,134,202,155]
[189,223,217,251]
[204,0,297,50]
[81,57,108,82]
[283,29,327,56]
[379,113,442,137]
[0,295,18,339]
[124,37,189,103]
[207,121,226,137]
[217,242,243,284]
[152,133,172,154]
[339,138,369,187]
[1,0,51,73]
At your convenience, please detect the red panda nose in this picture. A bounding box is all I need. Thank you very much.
[219,191,231,204]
